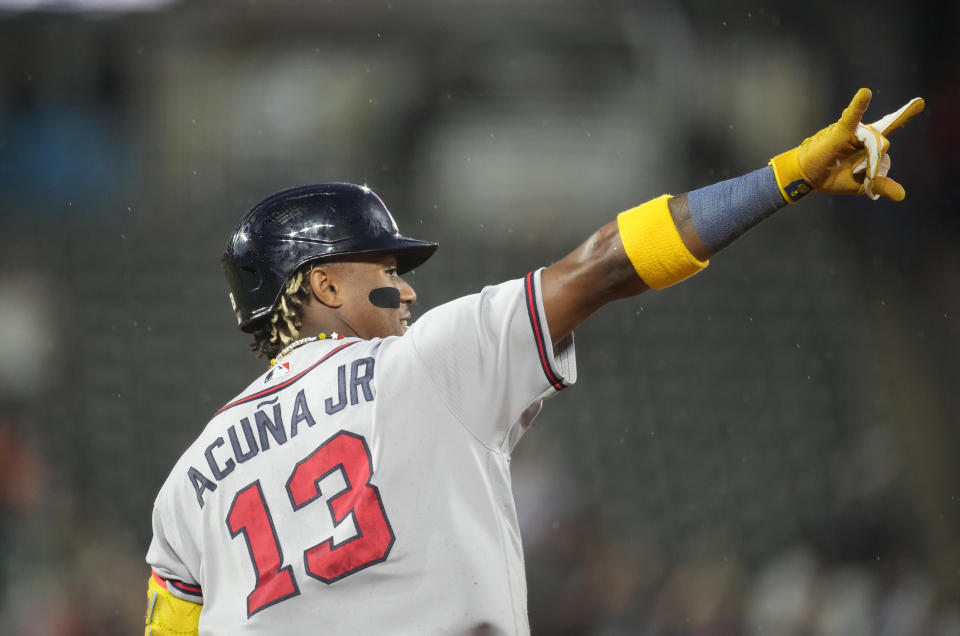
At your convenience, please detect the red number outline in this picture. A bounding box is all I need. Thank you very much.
[287,431,395,584]
[226,431,394,616]
[225,481,300,617]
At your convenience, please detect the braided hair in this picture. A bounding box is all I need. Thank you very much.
[249,262,315,359]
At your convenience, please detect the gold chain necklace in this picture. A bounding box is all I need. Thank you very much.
[270,332,343,366]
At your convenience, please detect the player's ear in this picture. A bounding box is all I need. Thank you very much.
[307,265,344,308]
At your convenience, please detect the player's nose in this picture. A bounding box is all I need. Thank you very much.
[399,278,417,305]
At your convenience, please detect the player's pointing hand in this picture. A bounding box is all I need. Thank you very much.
[769,88,925,202]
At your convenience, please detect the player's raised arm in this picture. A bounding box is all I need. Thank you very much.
[540,88,925,343]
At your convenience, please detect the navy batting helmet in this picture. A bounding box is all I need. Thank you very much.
[222,182,438,332]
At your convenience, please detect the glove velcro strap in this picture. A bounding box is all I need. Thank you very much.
[616,194,708,290]
[769,148,813,203]
[146,573,201,636]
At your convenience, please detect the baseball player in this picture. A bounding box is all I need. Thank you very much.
[144,88,923,635]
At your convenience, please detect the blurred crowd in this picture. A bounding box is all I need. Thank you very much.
[0,0,957,634]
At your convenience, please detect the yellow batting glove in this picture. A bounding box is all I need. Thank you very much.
[853,96,925,199]
[769,88,925,203]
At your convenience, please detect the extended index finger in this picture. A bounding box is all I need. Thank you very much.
[870,97,925,136]
[838,88,873,134]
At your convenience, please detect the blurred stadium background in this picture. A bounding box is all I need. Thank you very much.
[0,0,957,634]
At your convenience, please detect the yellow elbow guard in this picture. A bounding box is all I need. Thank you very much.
[616,194,708,289]
[145,573,202,636]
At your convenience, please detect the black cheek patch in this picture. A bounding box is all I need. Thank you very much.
[368,287,401,309]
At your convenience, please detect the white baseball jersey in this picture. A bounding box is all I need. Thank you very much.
[146,269,576,635]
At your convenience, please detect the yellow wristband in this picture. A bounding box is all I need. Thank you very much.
[146,573,201,636]
[769,147,813,203]
[616,194,708,289]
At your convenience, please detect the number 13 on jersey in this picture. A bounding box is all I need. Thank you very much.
[226,430,395,617]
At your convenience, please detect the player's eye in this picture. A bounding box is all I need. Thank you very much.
[385,267,398,277]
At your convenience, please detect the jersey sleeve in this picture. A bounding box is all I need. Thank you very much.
[403,268,576,450]
[145,493,204,604]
